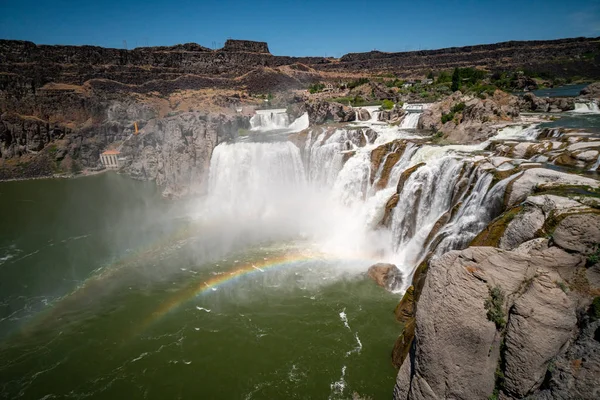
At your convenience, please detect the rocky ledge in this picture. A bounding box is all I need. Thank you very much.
[392,172,600,399]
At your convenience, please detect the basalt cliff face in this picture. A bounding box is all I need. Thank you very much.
[1,36,599,189]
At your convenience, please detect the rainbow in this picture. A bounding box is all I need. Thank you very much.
[10,223,200,339]
[137,251,323,332]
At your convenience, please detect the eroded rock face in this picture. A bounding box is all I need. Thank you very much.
[121,112,248,197]
[418,90,519,143]
[305,100,356,124]
[553,213,600,255]
[580,82,600,100]
[519,92,575,113]
[395,186,600,400]
[503,273,577,397]
[506,168,600,207]
[393,243,588,400]
[367,263,403,292]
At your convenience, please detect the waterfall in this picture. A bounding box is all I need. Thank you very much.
[432,171,504,255]
[389,157,465,267]
[494,124,541,140]
[208,141,306,208]
[250,109,310,132]
[387,142,420,188]
[400,113,421,129]
[590,154,600,171]
[572,101,600,114]
[308,130,349,187]
[203,115,520,293]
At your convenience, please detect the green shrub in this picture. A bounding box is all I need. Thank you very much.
[556,281,569,293]
[436,71,452,84]
[441,112,454,124]
[484,286,506,329]
[308,83,325,94]
[451,102,466,114]
[381,99,394,110]
[347,77,369,89]
[587,245,599,267]
[451,68,460,91]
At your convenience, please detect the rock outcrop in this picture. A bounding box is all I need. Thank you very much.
[367,263,403,292]
[328,37,600,78]
[418,90,520,143]
[394,180,600,399]
[305,100,356,124]
[580,82,600,101]
[519,92,575,113]
[121,111,248,197]
[222,39,270,54]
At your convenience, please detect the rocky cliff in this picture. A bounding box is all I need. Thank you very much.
[330,37,600,78]
[392,170,600,399]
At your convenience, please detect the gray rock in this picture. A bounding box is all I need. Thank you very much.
[503,273,577,397]
[395,241,591,400]
[122,111,248,197]
[305,100,356,125]
[532,320,600,400]
[499,204,545,250]
[356,108,371,121]
[553,213,600,255]
[506,168,600,207]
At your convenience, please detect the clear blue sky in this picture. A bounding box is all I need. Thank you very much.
[1,0,599,56]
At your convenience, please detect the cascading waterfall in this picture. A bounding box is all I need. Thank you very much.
[204,116,522,293]
[590,154,600,171]
[400,112,421,129]
[250,109,310,132]
[389,157,466,265]
[494,124,541,140]
[573,101,600,114]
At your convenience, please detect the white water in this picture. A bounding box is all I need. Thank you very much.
[250,109,309,132]
[494,124,541,140]
[400,113,421,129]
[201,114,527,293]
[572,101,600,114]
[591,154,600,171]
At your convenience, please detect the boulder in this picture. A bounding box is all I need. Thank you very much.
[553,213,600,255]
[305,100,356,125]
[356,108,371,121]
[499,204,545,250]
[519,93,574,113]
[579,82,600,100]
[367,263,403,291]
[503,273,577,397]
[394,239,593,400]
[418,90,519,144]
[506,168,600,207]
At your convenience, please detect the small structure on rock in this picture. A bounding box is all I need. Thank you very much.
[100,149,121,169]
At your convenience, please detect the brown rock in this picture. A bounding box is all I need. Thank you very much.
[367,263,403,291]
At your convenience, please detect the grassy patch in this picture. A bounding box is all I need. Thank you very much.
[587,245,600,267]
[484,286,506,330]
[381,99,394,110]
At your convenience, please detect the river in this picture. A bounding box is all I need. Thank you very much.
[0,173,399,399]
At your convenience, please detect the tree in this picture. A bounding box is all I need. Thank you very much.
[427,70,435,80]
[451,67,460,92]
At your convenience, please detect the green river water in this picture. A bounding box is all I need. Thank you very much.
[0,173,399,399]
